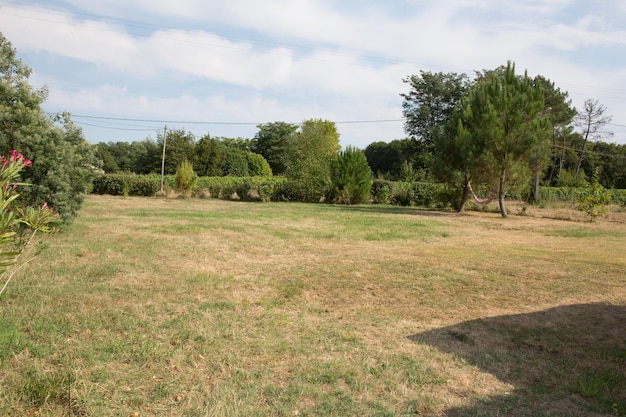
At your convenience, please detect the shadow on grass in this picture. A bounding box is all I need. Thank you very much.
[336,204,458,218]
[408,303,626,416]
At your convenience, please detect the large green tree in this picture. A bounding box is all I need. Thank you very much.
[284,119,340,202]
[532,76,577,188]
[253,122,298,176]
[0,33,48,151]
[401,71,470,176]
[401,71,470,144]
[364,139,426,180]
[457,62,549,217]
[194,134,225,177]
[0,33,95,222]
[159,128,196,175]
[529,76,577,200]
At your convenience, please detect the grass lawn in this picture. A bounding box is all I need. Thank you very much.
[1,195,625,416]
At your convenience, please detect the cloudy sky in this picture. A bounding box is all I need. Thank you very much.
[2,0,626,148]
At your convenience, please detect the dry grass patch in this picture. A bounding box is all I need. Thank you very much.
[0,195,624,416]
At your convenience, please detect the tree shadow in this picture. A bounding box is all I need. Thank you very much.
[408,303,626,416]
[336,204,458,218]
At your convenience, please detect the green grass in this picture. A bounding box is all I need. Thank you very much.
[0,195,625,416]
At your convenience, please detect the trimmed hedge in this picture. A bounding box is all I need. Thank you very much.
[92,174,287,201]
[91,174,626,207]
[539,187,626,205]
[92,174,160,196]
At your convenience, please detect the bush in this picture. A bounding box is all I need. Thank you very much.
[92,174,160,196]
[370,180,448,207]
[390,182,414,206]
[371,180,392,204]
[174,159,198,197]
[577,179,612,221]
[246,152,273,177]
[328,146,373,205]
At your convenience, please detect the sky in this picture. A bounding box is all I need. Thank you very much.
[1,0,626,149]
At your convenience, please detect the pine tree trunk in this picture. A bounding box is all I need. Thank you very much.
[533,169,540,202]
[498,170,508,218]
[457,175,469,212]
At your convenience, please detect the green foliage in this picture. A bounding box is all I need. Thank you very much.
[18,114,96,222]
[223,147,249,177]
[253,122,297,175]
[457,61,550,217]
[174,159,198,197]
[195,176,287,201]
[364,139,431,181]
[370,180,447,207]
[556,168,587,187]
[284,119,341,202]
[0,35,95,223]
[194,135,225,176]
[92,174,160,196]
[401,71,470,147]
[329,146,373,205]
[0,33,48,151]
[577,176,612,221]
[370,180,392,204]
[0,150,58,297]
[160,129,196,175]
[398,160,419,182]
[246,151,272,177]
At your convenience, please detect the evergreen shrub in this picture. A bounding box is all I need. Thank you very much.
[92,174,159,196]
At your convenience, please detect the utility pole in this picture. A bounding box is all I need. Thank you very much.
[160,125,167,193]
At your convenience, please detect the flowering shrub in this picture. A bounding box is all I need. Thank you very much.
[0,151,58,296]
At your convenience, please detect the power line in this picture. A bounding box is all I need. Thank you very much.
[65,113,404,126]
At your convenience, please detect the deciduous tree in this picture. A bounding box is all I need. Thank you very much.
[284,119,340,202]
[401,71,470,147]
[575,99,613,178]
[158,128,196,175]
[0,33,95,222]
[253,122,297,176]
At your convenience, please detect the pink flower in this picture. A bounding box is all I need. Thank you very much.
[42,202,48,209]
[8,150,32,167]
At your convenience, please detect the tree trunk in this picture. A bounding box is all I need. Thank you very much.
[457,174,469,212]
[575,136,588,178]
[498,170,508,218]
[533,167,540,203]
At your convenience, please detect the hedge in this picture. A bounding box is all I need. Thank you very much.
[92,174,160,196]
[539,186,626,205]
[91,174,626,207]
[91,174,287,201]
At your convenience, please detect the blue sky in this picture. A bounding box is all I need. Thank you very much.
[2,0,625,148]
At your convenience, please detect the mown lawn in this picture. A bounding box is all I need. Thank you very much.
[1,195,625,416]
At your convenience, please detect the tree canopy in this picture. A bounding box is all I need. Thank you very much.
[283,119,341,202]
[0,33,95,222]
[457,62,550,217]
[253,122,298,176]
